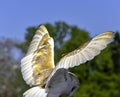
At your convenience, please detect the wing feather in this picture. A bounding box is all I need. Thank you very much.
[21,25,55,86]
[55,31,115,69]
[23,87,47,97]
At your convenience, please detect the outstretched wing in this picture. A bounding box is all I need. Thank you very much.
[21,25,55,86]
[55,31,114,69]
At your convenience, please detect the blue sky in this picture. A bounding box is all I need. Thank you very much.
[0,0,120,41]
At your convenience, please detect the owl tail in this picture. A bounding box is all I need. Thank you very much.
[23,86,47,97]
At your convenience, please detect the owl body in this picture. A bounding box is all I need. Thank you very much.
[46,68,80,97]
[21,25,114,97]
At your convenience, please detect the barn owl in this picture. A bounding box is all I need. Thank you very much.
[21,25,114,97]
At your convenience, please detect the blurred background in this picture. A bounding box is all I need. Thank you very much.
[0,0,120,97]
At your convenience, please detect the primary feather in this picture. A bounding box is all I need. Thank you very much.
[56,32,114,68]
[21,25,55,86]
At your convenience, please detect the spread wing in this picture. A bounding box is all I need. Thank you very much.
[55,31,114,69]
[21,25,55,86]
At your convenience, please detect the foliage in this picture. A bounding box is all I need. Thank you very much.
[0,38,25,97]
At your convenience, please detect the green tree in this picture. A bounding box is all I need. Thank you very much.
[110,32,120,73]
[0,38,25,97]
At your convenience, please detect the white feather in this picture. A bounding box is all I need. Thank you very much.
[23,87,47,97]
[21,25,55,87]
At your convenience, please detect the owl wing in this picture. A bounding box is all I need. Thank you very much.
[55,31,114,69]
[56,31,114,69]
[46,31,114,82]
[21,25,55,86]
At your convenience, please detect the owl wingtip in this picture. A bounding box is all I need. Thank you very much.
[38,24,46,29]
[37,24,48,34]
